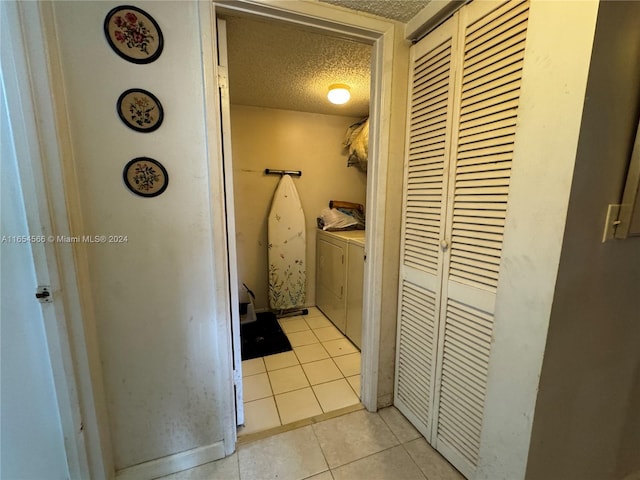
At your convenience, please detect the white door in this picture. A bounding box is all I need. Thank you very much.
[0,64,70,480]
[394,11,458,441]
[215,17,244,426]
[395,1,530,477]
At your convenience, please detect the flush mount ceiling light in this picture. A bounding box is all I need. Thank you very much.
[327,84,351,105]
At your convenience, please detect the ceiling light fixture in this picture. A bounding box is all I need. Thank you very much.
[327,84,351,105]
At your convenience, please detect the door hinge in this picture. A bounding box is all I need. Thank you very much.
[217,66,228,89]
[602,204,621,242]
[233,368,241,386]
[35,285,52,303]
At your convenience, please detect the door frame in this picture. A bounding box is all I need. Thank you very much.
[2,1,110,478]
[202,0,399,447]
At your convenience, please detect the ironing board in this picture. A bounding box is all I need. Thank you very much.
[268,174,306,310]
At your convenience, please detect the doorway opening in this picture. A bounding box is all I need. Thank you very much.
[220,10,371,437]
[211,2,393,441]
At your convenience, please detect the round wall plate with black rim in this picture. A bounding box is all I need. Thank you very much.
[123,157,168,197]
[117,88,164,133]
[104,5,164,64]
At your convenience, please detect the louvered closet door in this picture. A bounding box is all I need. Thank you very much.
[433,1,530,477]
[394,15,458,438]
[395,0,529,478]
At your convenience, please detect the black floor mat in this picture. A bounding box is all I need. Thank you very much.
[241,312,292,361]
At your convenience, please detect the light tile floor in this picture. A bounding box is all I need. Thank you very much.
[157,407,465,480]
[239,307,361,436]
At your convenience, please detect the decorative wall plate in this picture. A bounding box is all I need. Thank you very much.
[104,5,163,64]
[123,157,168,197]
[117,89,164,132]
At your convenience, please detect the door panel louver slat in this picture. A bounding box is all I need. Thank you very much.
[413,69,450,95]
[457,143,514,161]
[441,367,485,406]
[441,363,485,400]
[396,281,437,427]
[466,5,529,50]
[443,349,489,388]
[441,377,483,417]
[448,248,500,268]
[409,151,446,163]
[439,402,483,444]
[438,421,478,461]
[403,36,451,274]
[460,81,522,111]
[441,380,484,418]
[437,299,494,467]
[459,98,520,126]
[414,70,450,96]
[413,88,449,113]
[460,90,520,118]
[413,45,450,78]
[412,106,448,127]
[452,244,503,262]
[462,67,523,104]
[414,52,450,79]
[459,116,517,140]
[412,98,447,114]
[465,27,527,70]
[412,126,447,139]
[466,0,528,38]
[465,36,526,75]
[439,399,483,436]
[464,52,525,86]
[438,419,480,464]
[456,168,511,181]
[411,129,447,144]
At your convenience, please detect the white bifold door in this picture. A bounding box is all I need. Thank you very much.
[394,1,530,478]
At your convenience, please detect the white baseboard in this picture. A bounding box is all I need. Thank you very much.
[116,441,226,480]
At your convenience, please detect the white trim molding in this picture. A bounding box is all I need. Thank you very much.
[209,0,400,417]
[5,1,113,478]
[115,441,225,480]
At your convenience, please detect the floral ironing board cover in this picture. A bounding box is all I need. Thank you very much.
[268,174,306,310]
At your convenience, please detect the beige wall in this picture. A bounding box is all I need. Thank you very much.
[50,1,223,471]
[526,2,640,479]
[229,105,367,310]
[477,2,600,478]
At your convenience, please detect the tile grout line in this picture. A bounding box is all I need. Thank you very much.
[262,353,283,428]
[309,414,334,479]
[377,408,433,480]
[237,403,364,446]
[284,325,329,417]
[234,448,242,480]
[313,411,408,476]
[399,440,431,480]
[242,311,360,436]
[285,326,361,414]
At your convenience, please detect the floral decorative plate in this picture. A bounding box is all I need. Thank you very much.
[117,89,164,132]
[123,157,168,197]
[104,5,163,64]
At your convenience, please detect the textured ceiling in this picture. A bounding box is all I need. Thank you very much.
[318,0,431,22]
[224,14,372,117]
